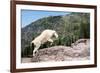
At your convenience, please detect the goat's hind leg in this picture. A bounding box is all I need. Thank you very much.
[33,44,41,56]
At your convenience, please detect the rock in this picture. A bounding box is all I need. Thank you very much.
[31,39,90,62]
[71,39,90,57]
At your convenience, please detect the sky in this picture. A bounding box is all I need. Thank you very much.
[21,10,69,28]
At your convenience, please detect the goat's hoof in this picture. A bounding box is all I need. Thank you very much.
[33,54,35,57]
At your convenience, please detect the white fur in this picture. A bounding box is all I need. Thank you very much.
[31,29,58,56]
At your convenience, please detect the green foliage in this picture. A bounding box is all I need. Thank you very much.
[21,45,33,57]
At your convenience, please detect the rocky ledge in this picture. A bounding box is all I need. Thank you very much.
[31,39,90,62]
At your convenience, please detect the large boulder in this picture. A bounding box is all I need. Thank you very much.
[32,39,90,62]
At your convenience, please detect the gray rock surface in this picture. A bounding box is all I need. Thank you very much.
[21,39,90,63]
[31,39,90,62]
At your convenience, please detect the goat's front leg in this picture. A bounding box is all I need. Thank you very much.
[48,39,53,45]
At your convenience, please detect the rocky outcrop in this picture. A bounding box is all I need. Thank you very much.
[31,39,90,62]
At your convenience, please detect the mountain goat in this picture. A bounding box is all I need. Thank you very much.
[31,29,58,56]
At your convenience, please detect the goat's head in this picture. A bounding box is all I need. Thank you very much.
[54,31,58,39]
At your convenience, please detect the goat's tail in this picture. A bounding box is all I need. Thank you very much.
[30,42,35,50]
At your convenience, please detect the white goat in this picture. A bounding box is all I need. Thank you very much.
[31,29,58,56]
